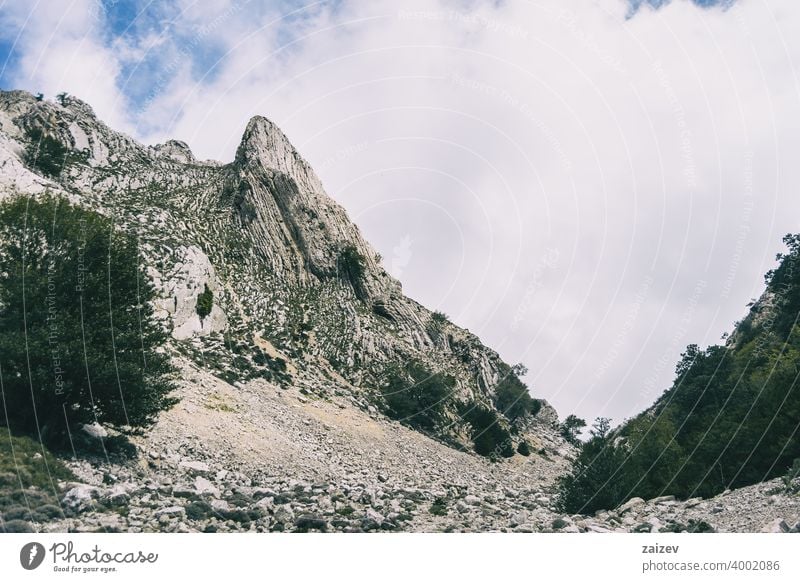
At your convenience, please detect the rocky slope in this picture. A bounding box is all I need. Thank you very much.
[30,358,800,533]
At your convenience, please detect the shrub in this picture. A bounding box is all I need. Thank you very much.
[185,501,212,521]
[782,458,800,494]
[517,440,531,456]
[0,434,73,491]
[338,245,366,295]
[431,311,449,325]
[461,404,515,459]
[23,127,69,178]
[429,497,448,516]
[494,364,539,421]
[0,519,33,533]
[0,196,178,447]
[380,361,454,432]
[196,284,214,320]
[556,418,628,515]
[559,415,587,445]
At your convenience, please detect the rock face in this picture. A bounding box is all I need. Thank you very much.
[0,89,562,451]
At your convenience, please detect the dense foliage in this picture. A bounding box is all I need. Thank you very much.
[461,403,515,459]
[493,364,541,421]
[0,196,177,447]
[558,234,800,514]
[196,284,214,320]
[380,361,454,432]
[23,128,69,178]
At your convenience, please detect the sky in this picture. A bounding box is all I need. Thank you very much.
[1,0,799,426]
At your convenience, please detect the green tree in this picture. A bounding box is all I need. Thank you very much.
[196,284,214,320]
[556,418,629,514]
[461,403,515,459]
[559,414,587,445]
[494,363,540,421]
[23,128,69,178]
[380,361,454,432]
[0,196,177,447]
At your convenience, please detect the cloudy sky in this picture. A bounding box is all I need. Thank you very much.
[1,0,799,426]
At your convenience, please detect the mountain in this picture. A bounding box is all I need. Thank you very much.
[0,89,561,452]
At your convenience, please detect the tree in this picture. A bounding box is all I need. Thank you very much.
[195,284,214,321]
[560,414,586,445]
[494,363,540,421]
[23,127,69,178]
[380,360,454,432]
[0,196,177,447]
[461,403,515,459]
[556,417,629,514]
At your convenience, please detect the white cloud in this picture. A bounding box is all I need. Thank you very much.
[3,0,800,424]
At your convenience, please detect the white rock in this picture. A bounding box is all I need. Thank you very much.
[62,484,99,512]
[179,460,210,475]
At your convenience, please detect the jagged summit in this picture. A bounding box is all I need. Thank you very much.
[235,115,301,172]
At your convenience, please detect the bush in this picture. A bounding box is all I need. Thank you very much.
[381,361,454,432]
[494,364,539,421]
[0,196,178,447]
[338,245,367,298]
[0,434,73,491]
[461,404,515,459]
[429,497,448,516]
[556,418,628,515]
[517,440,531,456]
[431,311,449,325]
[23,127,69,178]
[196,284,214,320]
[0,519,33,533]
[782,458,800,494]
[559,415,586,445]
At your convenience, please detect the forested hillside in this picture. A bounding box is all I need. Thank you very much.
[559,234,800,514]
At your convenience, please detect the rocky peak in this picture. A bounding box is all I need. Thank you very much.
[235,115,301,175]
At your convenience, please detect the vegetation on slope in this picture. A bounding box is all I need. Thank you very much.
[558,234,800,514]
[0,195,178,447]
